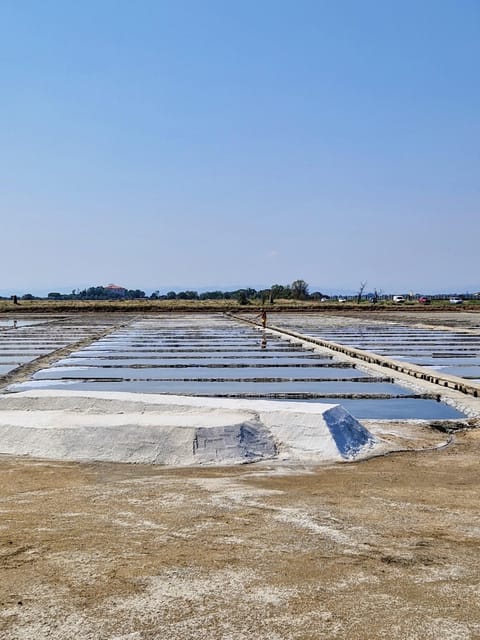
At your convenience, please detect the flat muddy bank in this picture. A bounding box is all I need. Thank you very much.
[1,429,479,639]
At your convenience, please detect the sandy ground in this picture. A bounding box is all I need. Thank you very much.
[1,426,479,640]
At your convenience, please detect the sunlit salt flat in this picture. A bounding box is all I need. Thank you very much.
[269,313,480,382]
[2,314,464,420]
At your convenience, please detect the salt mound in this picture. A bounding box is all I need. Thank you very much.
[0,391,377,465]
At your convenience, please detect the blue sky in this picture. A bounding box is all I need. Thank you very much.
[1,0,478,295]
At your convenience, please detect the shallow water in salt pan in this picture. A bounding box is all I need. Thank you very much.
[271,313,480,383]
[4,314,465,420]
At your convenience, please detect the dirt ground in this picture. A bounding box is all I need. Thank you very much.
[1,427,479,640]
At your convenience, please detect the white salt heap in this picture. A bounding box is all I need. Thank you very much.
[0,390,377,465]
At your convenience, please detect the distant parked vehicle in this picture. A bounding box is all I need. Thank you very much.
[418,296,431,304]
[449,297,463,304]
[337,297,347,303]
[393,295,405,303]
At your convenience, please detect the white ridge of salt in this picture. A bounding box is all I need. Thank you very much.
[0,390,377,466]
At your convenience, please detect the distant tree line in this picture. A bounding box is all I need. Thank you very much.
[149,280,317,304]
[46,287,147,300]
[4,284,480,303]
[10,280,321,303]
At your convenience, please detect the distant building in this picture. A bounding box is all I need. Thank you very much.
[104,283,127,297]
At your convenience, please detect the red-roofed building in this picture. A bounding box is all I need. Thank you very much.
[104,284,127,297]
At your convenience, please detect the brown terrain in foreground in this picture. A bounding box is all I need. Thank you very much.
[1,428,479,640]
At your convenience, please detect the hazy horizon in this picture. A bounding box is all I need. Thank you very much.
[1,282,479,299]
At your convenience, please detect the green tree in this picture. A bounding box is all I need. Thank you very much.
[199,291,224,300]
[177,290,198,300]
[125,289,146,299]
[271,284,292,299]
[291,279,309,300]
[236,290,249,305]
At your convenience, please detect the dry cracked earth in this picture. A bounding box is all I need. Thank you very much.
[0,427,479,640]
